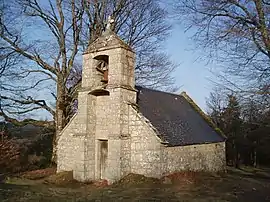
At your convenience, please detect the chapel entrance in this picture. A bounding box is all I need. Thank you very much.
[99,140,108,179]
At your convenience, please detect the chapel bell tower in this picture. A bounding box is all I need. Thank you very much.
[71,17,137,182]
[81,16,136,95]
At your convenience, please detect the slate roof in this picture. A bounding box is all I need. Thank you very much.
[135,86,226,146]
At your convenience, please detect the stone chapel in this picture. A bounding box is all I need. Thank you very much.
[57,22,226,184]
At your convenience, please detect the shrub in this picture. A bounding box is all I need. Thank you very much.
[0,137,27,173]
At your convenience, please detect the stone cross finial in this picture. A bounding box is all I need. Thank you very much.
[105,16,115,31]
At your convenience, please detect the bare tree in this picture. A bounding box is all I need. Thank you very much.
[0,0,175,162]
[206,87,227,127]
[0,2,16,77]
[173,0,270,96]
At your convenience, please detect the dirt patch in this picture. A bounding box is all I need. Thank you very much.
[113,173,160,187]
[44,171,75,185]
[20,167,56,180]
[93,179,108,188]
[162,171,199,184]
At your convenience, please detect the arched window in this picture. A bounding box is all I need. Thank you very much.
[94,55,109,83]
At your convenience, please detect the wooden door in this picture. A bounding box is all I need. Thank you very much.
[99,140,108,179]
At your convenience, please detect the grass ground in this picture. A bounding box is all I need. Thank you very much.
[0,166,270,202]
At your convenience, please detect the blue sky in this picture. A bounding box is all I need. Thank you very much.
[165,23,216,111]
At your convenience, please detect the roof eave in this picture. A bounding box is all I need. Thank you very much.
[163,140,226,147]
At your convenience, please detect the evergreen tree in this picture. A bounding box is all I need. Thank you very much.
[222,95,242,168]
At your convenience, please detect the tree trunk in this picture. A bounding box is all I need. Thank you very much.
[235,151,240,169]
[232,139,240,168]
[253,140,257,168]
[51,79,66,163]
[253,149,257,168]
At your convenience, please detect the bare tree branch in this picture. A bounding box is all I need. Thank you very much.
[0,0,175,162]
[173,0,270,95]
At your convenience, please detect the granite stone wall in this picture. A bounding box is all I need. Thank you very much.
[128,106,163,178]
[162,142,226,174]
[57,91,97,182]
[57,99,226,182]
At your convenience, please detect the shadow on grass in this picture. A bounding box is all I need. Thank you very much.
[227,166,270,181]
[0,183,31,201]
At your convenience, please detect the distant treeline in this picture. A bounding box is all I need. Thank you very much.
[207,93,270,168]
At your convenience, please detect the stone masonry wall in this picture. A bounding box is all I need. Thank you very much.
[93,88,134,183]
[128,106,163,178]
[95,89,122,183]
[57,114,79,171]
[56,114,88,181]
[163,142,226,174]
[57,91,97,182]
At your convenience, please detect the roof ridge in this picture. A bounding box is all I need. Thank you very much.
[135,85,182,97]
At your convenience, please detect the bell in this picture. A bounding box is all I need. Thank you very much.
[101,69,108,83]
